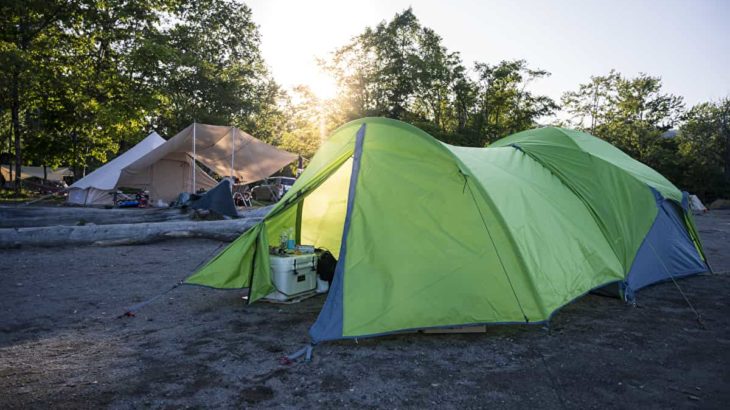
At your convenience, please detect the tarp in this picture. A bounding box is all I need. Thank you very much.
[190,179,238,218]
[120,123,297,185]
[186,118,708,343]
[67,133,166,205]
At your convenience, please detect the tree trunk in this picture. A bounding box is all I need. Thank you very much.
[721,103,730,180]
[0,217,263,248]
[11,69,22,195]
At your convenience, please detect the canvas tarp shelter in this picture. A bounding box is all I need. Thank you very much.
[1,166,72,182]
[186,118,708,343]
[67,132,167,205]
[119,124,297,204]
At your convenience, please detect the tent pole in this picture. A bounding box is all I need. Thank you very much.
[192,121,196,193]
[231,127,235,179]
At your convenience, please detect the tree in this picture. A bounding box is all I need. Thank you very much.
[278,86,330,160]
[562,72,684,161]
[323,9,556,147]
[473,60,558,144]
[150,0,283,140]
[1,0,286,188]
[676,99,730,201]
[0,0,71,191]
[562,70,620,133]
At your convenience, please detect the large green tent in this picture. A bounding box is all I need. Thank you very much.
[186,118,707,343]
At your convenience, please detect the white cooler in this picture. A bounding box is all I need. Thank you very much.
[264,254,318,302]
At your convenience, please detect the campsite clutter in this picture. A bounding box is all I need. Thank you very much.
[67,123,297,207]
[0,122,298,248]
[186,117,708,350]
[1,165,72,195]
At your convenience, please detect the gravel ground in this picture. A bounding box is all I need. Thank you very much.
[1,211,729,409]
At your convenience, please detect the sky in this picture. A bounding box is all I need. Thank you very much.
[246,0,730,108]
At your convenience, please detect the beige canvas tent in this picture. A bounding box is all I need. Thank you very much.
[67,132,182,205]
[118,123,297,203]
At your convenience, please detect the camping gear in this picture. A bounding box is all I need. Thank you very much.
[316,276,330,294]
[265,254,318,302]
[689,194,707,214]
[111,190,148,208]
[69,124,297,205]
[297,245,315,254]
[316,250,337,283]
[119,123,297,203]
[185,118,708,343]
[117,200,139,208]
[233,185,253,207]
[190,179,238,218]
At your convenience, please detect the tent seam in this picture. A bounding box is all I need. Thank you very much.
[452,154,545,320]
[510,144,636,274]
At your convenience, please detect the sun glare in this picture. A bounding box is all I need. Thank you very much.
[309,70,338,100]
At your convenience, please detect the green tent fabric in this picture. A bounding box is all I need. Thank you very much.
[186,118,707,342]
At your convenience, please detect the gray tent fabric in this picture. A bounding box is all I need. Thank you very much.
[190,179,238,218]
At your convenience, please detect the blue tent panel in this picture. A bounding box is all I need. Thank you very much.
[625,192,707,299]
[309,124,366,343]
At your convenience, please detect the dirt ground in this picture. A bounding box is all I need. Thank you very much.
[1,211,729,409]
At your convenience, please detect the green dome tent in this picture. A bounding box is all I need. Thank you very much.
[186,118,707,343]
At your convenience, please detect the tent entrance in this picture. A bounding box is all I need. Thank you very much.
[297,157,353,259]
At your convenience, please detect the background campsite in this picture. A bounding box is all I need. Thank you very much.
[2,1,730,409]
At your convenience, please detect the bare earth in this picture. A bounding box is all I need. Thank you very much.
[1,211,729,409]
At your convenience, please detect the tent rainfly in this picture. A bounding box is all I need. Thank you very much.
[185,118,708,343]
[118,123,298,203]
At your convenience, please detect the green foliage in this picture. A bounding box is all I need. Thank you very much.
[0,0,283,180]
[2,4,728,204]
[675,99,730,201]
[151,0,282,138]
[563,71,729,201]
[278,86,327,160]
[472,60,558,144]
[323,8,557,147]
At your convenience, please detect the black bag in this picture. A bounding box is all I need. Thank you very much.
[317,250,337,283]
